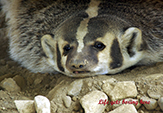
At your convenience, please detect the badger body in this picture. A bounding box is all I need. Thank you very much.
[1,0,163,77]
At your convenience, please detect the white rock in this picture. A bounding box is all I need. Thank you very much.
[147,89,161,99]
[109,104,137,113]
[0,78,20,92]
[14,100,35,113]
[158,97,163,111]
[50,101,57,113]
[147,88,161,99]
[102,79,115,95]
[140,96,157,110]
[108,81,138,101]
[80,90,108,113]
[67,79,83,96]
[34,95,50,113]
[102,78,117,85]
[63,96,72,108]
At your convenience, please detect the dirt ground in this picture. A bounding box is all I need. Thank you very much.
[0,9,163,113]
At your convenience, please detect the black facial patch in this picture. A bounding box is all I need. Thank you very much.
[62,12,88,43]
[56,43,65,72]
[87,46,99,65]
[110,39,123,69]
[84,18,109,43]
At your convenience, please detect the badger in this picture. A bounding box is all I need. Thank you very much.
[1,0,163,77]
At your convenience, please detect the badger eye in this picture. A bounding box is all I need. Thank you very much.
[93,41,106,51]
[63,44,71,52]
[63,44,72,56]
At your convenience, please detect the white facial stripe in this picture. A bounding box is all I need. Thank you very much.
[76,18,89,53]
[76,0,101,53]
[62,55,69,73]
[58,37,66,55]
[85,0,101,18]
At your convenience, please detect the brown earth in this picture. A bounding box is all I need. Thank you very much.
[0,9,163,113]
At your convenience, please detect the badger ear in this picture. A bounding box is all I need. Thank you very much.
[41,34,56,59]
[119,27,144,57]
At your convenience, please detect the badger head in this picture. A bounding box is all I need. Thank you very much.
[41,14,145,77]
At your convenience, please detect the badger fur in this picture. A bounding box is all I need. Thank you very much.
[1,0,163,77]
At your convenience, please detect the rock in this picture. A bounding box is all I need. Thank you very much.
[109,104,137,113]
[107,81,137,101]
[80,90,108,113]
[140,96,157,110]
[34,95,50,113]
[102,78,117,95]
[147,85,163,99]
[13,75,26,89]
[102,78,117,85]
[147,89,161,99]
[14,100,35,113]
[0,73,15,82]
[0,78,20,92]
[158,97,163,111]
[47,79,70,100]
[102,83,114,95]
[50,101,57,113]
[34,76,44,85]
[67,79,83,96]
[0,90,9,99]
[63,96,72,108]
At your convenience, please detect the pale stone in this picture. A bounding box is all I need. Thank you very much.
[108,81,138,101]
[50,101,57,113]
[158,97,163,111]
[34,76,44,85]
[147,89,161,99]
[147,86,163,99]
[34,95,50,113]
[140,96,157,110]
[80,90,108,113]
[102,78,116,95]
[13,75,26,89]
[102,78,117,85]
[63,96,72,108]
[67,80,83,96]
[102,83,114,95]
[14,100,35,113]
[109,104,137,113]
[0,78,20,92]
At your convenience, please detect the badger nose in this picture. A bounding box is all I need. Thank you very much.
[71,60,87,69]
[72,64,84,69]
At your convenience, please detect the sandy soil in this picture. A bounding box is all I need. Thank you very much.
[0,9,163,113]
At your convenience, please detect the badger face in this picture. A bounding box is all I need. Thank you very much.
[41,15,144,77]
[41,0,144,77]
